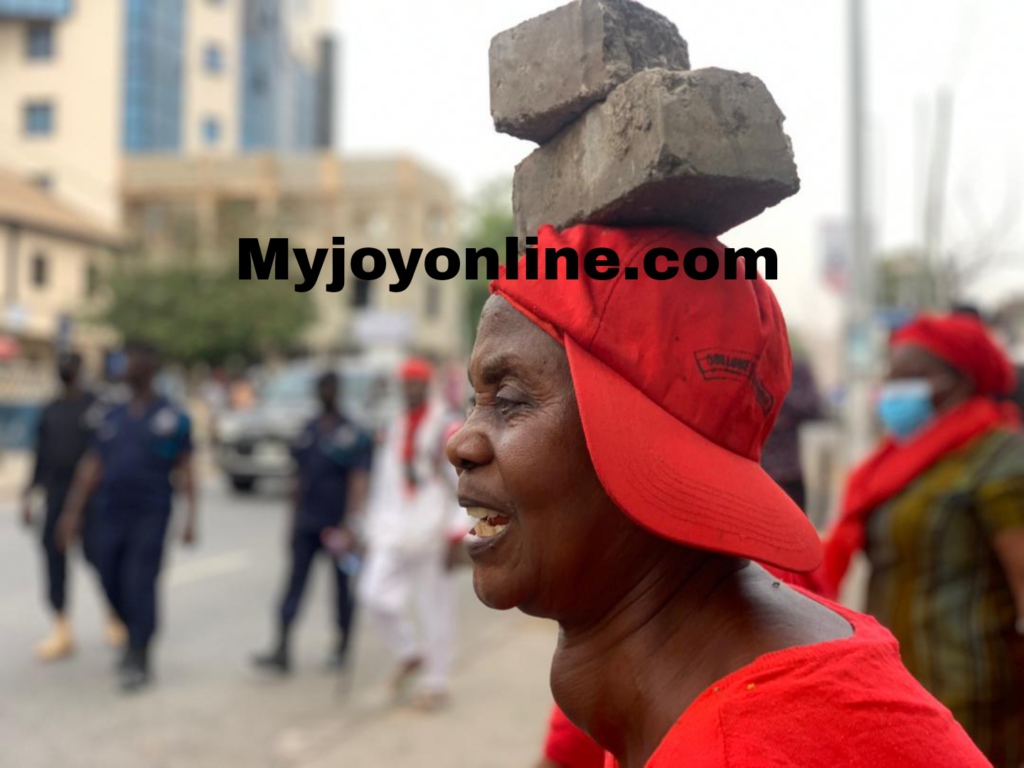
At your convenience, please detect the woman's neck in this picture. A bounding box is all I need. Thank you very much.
[550,557,848,768]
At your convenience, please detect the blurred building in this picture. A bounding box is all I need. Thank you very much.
[0,169,120,366]
[122,153,465,358]
[0,1,464,363]
[0,0,335,229]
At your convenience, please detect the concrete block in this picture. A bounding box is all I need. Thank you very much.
[513,67,800,238]
[490,0,690,144]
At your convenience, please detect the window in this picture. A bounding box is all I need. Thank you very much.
[143,203,168,234]
[26,22,54,60]
[426,283,441,319]
[31,253,48,288]
[123,0,184,152]
[86,262,100,296]
[354,211,387,239]
[24,101,54,136]
[352,279,371,309]
[203,43,223,74]
[202,116,221,145]
[426,208,447,237]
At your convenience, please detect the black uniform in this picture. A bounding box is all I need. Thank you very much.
[90,396,192,650]
[277,414,372,654]
[28,392,99,612]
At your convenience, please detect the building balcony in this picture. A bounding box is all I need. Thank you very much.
[0,0,72,20]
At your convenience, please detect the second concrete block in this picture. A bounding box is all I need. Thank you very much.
[513,67,800,239]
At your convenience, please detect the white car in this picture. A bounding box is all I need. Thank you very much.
[214,358,398,492]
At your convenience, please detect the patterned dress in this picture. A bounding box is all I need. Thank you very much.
[865,428,1024,767]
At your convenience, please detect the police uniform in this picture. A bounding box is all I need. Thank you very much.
[277,414,373,654]
[29,392,100,613]
[90,397,192,651]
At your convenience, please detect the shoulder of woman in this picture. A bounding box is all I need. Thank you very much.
[975,428,1024,480]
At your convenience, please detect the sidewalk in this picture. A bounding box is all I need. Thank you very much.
[286,614,559,768]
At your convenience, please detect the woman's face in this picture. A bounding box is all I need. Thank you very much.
[887,343,973,412]
[447,296,651,621]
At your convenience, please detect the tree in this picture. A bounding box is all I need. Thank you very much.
[99,264,315,365]
[462,178,515,344]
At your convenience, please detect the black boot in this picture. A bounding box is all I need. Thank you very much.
[119,645,151,693]
[253,624,291,674]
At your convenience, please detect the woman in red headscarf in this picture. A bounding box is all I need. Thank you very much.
[813,313,1024,767]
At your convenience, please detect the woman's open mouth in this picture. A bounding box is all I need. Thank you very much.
[466,507,512,539]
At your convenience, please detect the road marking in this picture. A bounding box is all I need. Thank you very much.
[167,550,252,587]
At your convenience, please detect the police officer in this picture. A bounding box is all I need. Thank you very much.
[254,371,372,674]
[21,352,114,660]
[57,340,198,692]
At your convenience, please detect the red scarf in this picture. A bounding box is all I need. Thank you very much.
[403,403,428,493]
[799,397,1018,598]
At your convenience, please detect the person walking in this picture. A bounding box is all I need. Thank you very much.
[253,371,373,674]
[357,358,467,711]
[57,340,198,692]
[21,353,125,660]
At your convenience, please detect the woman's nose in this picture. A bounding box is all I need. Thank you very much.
[445,419,492,472]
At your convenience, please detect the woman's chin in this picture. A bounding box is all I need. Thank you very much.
[471,567,523,611]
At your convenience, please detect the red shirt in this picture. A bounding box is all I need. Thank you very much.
[544,703,606,768]
[549,593,989,767]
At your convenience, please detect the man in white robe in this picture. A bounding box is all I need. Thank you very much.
[357,358,468,709]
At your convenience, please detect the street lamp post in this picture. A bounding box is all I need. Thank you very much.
[845,0,877,463]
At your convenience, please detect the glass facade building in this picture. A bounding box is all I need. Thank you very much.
[241,0,280,150]
[123,0,185,152]
[292,57,317,150]
[242,0,326,152]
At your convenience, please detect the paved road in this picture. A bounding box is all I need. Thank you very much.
[0,478,551,768]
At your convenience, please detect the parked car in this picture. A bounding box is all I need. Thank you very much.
[213,358,397,492]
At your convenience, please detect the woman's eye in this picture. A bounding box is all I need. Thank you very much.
[495,388,527,414]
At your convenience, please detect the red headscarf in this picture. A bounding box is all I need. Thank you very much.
[782,313,1020,598]
[891,314,1017,397]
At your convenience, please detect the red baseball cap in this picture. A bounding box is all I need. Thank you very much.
[490,224,822,573]
[400,357,434,382]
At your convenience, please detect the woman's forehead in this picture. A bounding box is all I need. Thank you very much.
[470,297,568,384]
[889,343,954,376]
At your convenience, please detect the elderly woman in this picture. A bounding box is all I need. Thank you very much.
[814,313,1024,767]
[447,224,987,768]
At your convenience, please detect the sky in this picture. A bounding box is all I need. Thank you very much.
[335,0,1024,332]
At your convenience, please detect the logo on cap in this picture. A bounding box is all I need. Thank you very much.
[695,348,775,415]
[695,349,758,382]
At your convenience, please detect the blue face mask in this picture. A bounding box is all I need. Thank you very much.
[876,379,935,440]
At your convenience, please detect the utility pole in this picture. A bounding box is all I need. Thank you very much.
[923,89,954,310]
[845,0,876,462]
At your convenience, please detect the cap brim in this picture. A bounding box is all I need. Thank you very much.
[565,337,823,573]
